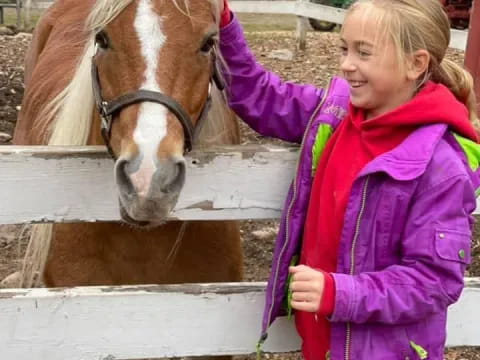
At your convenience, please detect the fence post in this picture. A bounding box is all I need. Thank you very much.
[23,0,32,30]
[465,0,480,115]
[15,0,21,28]
[296,0,309,51]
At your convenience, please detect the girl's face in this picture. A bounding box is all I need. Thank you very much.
[339,9,418,119]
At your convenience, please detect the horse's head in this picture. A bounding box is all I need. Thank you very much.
[89,0,225,227]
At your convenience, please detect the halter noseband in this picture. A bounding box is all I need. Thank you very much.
[91,50,225,160]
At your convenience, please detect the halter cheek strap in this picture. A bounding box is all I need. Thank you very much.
[91,50,224,160]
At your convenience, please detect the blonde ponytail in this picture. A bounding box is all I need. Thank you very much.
[433,59,479,129]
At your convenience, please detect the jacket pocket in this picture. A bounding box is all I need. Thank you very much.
[434,229,471,265]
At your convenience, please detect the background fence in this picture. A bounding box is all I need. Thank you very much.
[5,0,470,50]
[229,0,469,51]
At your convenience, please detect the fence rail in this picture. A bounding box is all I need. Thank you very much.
[0,280,479,359]
[0,145,297,223]
[1,145,480,224]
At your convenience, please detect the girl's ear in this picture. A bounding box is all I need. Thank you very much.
[406,49,430,81]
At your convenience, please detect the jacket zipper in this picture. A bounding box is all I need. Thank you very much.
[264,79,333,333]
[345,176,370,360]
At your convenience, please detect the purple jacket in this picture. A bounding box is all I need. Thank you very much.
[220,17,479,360]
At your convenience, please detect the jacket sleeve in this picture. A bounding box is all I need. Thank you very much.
[330,174,474,325]
[219,15,326,144]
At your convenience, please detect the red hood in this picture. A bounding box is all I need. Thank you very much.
[349,81,478,157]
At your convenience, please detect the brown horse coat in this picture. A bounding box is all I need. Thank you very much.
[15,0,243,289]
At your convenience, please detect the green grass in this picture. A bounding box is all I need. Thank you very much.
[236,13,298,32]
[1,7,41,29]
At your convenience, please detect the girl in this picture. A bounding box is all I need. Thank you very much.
[218,0,480,359]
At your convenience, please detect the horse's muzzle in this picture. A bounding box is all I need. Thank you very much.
[114,155,186,225]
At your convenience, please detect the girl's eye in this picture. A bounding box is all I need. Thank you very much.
[358,49,371,57]
[95,31,110,50]
[339,46,348,55]
[200,37,216,53]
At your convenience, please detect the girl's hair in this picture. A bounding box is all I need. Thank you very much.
[346,0,479,129]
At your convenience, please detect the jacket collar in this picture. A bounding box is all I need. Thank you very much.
[359,123,448,180]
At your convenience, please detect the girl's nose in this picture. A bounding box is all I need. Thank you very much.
[340,55,356,73]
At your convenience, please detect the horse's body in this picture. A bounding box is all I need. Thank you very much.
[14,0,243,289]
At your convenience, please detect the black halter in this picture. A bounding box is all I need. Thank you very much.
[91,49,225,160]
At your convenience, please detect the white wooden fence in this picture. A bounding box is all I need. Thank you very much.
[0,145,479,359]
[230,0,469,51]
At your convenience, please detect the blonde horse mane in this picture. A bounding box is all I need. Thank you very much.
[20,0,235,288]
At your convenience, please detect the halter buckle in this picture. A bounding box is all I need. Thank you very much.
[100,101,109,118]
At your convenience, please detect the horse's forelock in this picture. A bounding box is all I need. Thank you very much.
[171,0,222,24]
[87,0,220,32]
[87,0,134,32]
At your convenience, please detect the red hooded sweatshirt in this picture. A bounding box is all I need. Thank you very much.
[297,81,478,360]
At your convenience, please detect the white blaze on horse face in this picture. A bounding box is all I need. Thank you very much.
[131,0,167,197]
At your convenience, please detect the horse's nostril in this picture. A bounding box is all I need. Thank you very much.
[115,158,135,195]
[175,161,186,181]
[162,160,186,194]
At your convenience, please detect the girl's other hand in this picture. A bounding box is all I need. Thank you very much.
[289,265,325,312]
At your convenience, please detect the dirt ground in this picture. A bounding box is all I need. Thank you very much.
[0,12,479,359]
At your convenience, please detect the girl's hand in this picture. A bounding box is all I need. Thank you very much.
[219,0,231,28]
[289,265,325,312]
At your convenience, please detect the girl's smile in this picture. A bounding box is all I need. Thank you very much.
[348,80,367,89]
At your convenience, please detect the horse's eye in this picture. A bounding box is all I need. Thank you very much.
[95,31,110,50]
[200,37,215,53]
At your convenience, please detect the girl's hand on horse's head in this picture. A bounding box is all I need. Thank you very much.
[288,265,325,313]
[219,0,225,13]
[217,0,228,16]
[219,0,231,28]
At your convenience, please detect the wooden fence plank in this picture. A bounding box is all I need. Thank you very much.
[293,1,345,24]
[0,280,479,359]
[0,283,301,360]
[447,278,480,347]
[231,0,297,15]
[2,145,480,224]
[0,145,297,224]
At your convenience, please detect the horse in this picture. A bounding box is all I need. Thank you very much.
[13,0,243,306]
